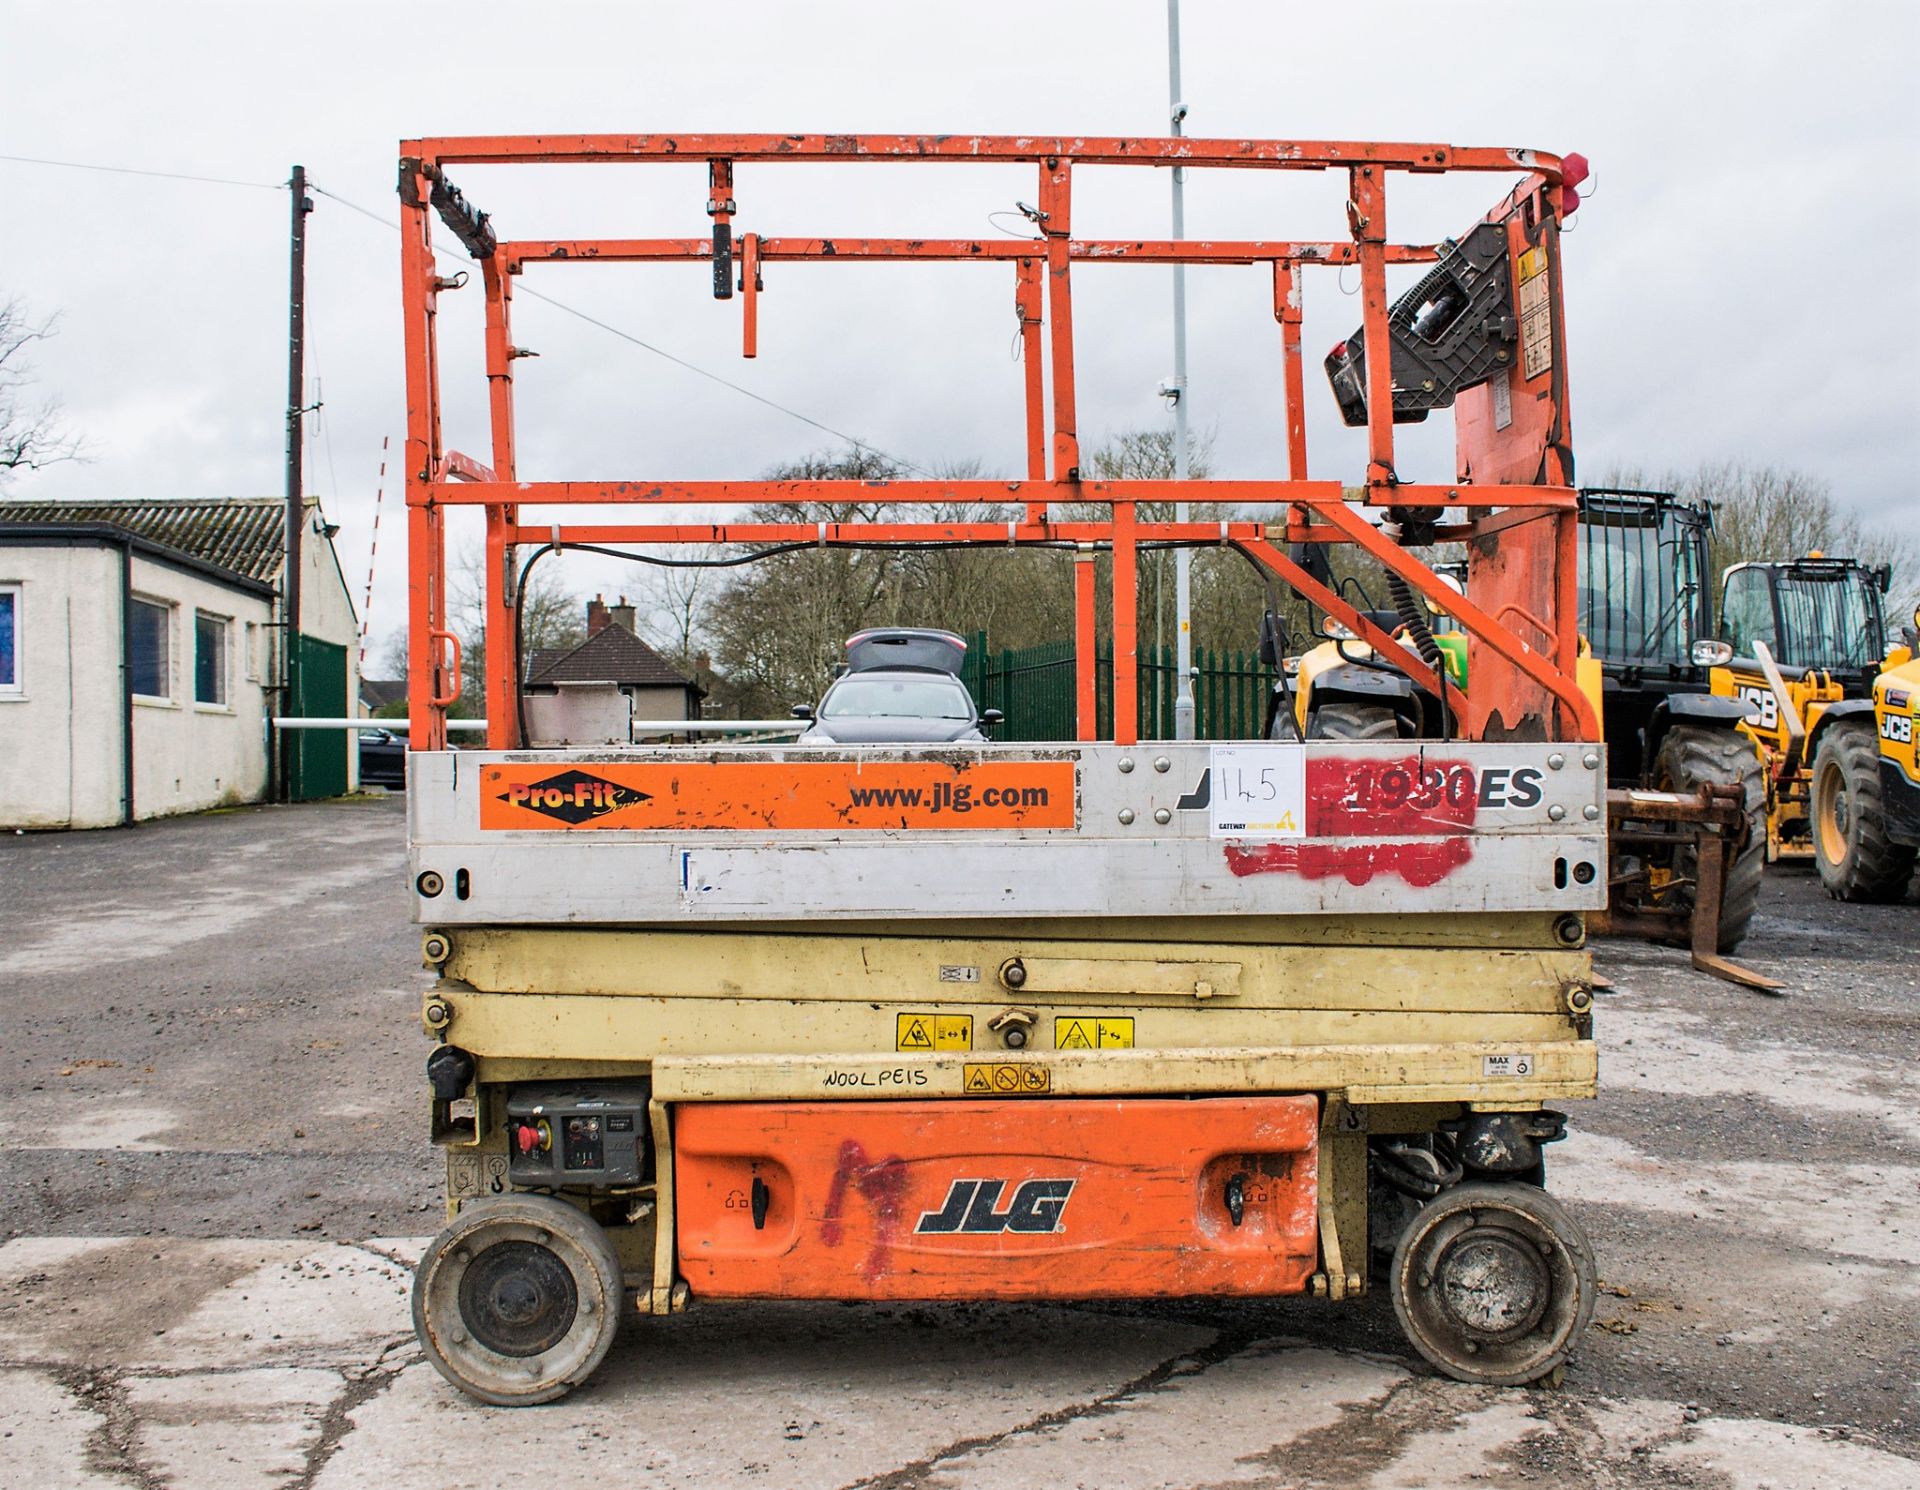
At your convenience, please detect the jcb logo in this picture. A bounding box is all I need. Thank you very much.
[1736,685,1780,732]
[1882,713,1914,746]
[915,1178,1075,1235]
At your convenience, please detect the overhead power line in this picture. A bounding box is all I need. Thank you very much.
[0,151,283,191]
[0,149,925,475]
[305,183,925,476]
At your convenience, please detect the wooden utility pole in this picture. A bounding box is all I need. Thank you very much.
[280,164,312,801]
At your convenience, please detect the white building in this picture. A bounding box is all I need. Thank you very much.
[0,497,360,829]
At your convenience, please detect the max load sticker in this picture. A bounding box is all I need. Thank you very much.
[481,760,1077,831]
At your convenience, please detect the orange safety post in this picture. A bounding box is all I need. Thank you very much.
[1074,551,1097,741]
[1111,501,1138,746]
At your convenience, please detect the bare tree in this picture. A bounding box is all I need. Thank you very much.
[0,296,84,482]
[638,560,715,671]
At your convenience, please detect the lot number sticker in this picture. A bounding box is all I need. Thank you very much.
[1209,746,1307,838]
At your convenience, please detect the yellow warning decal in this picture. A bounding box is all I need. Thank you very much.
[1054,1016,1135,1050]
[896,1014,974,1052]
[962,1063,1052,1095]
[1517,246,1548,284]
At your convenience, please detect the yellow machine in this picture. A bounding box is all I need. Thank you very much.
[1712,555,1896,862]
[1806,605,1920,901]
[1282,492,1770,980]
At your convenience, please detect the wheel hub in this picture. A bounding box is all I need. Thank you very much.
[458,1239,579,1357]
[1436,1227,1550,1341]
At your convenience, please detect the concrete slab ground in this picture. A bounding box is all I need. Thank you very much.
[1,798,1916,1488]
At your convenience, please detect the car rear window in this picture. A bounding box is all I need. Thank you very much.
[820,676,974,720]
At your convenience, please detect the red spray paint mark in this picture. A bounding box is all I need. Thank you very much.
[820,1138,910,1280]
[1305,755,1479,837]
[1225,837,1473,888]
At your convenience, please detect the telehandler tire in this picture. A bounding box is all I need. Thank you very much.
[1306,702,1403,741]
[413,1193,625,1406]
[1812,720,1917,902]
[1651,724,1767,953]
[1390,1181,1596,1387]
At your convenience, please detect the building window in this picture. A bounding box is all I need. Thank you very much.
[195,611,230,706]
[0,584,19,694]
[130,597,172,700]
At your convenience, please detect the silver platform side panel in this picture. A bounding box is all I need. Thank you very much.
[407,743,1608,924]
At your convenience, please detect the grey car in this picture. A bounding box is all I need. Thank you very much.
[794,628,1002,744]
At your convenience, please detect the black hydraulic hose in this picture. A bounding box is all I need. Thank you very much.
[1386,571,1453,742]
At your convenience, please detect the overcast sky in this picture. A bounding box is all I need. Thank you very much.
[3,2,1915,666]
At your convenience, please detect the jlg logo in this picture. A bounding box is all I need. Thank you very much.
[915,1178,1075,1234]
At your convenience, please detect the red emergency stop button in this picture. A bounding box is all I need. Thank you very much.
[513,1120,548,1155]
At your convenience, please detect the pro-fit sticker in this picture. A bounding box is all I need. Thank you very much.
[480,760,1077,831]
[491,768,652,825]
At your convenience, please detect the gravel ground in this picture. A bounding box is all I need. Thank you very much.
[1,795,1916,1488]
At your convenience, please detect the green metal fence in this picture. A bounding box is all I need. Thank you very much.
[962,632,1274,742]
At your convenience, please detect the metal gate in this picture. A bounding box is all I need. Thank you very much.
[964,633,1273,742]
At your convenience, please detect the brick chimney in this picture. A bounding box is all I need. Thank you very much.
[609,595,637,633]
[586,594,611,635]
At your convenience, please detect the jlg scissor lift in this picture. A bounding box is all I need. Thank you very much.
[398,133,1606,1404]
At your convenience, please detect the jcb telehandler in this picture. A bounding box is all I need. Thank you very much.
[1278,489,1767,963]
[1713,555,1895,863]
[1805,602,1920,900]
[398,132,1606,1406]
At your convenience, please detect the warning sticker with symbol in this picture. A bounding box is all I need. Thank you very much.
[962,1063,1052,1095]
[896,1013,974,1051]
[1517,245,1553,381]
[1054,1016,1135,1051]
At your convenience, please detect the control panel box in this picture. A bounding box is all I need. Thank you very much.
[504,1082,652,1188]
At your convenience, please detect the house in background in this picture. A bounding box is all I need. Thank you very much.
[0,496,360,829]
[359,676,406,716]
[521,596,702,742]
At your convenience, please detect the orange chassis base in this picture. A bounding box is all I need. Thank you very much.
[674,1096,1321,1301]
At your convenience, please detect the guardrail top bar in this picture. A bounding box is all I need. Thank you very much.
[407,134,1567,177]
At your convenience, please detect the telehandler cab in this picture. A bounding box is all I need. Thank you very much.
[1279,489,1768,973]
[1714,555,1894,863]
[398,131,1605,1405]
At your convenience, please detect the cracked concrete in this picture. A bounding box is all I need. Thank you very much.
[2,798,1918,1487]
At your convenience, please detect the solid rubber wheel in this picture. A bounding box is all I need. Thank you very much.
[1812,720,1917,902]
[1651,724,1768,953]
[1305,702,1404,741]
[413,1194,625,1406]
[1390,1181,1596,1387]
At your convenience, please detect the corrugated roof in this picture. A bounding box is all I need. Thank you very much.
[0,497,312,583]
[526,623,696,691]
